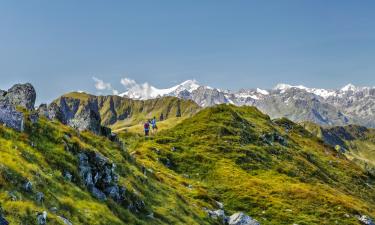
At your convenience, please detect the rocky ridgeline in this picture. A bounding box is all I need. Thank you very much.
[0,83,107,135]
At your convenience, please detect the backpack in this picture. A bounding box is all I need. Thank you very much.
[144,123,150,129]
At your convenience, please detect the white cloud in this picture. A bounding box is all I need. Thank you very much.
[120,78,137,87]
[92,76,119,95]
[93,77,112,90]
[112,89,119,95]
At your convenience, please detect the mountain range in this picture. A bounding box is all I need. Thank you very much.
[119,80,375,128]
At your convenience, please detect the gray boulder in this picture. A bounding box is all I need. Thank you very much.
[23,180,33,192]
[228,212,260,225]
[36,211,47,225]
[0,83,36,110]
[358,215,375,225]
[35,192,44,204]
[58,216,73,225]
[0,104,24,131]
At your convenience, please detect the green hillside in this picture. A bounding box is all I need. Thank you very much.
[126,105,375,224]
[0,111,216,225]
[301,121,375,175]
[1,103,375,224]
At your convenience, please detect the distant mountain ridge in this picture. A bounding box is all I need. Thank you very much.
[118,79,375,127]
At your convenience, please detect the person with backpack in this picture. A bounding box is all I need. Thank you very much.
[151,116,158,134]
[144,120,150,136]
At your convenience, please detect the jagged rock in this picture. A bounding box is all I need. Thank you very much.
[36,211,47,225]
[78,152,120,201]
[357,215,375,225]
[61,97,101,133]
[206,209,226,223]
[0,104,24,131]
[216,201,224,209]
[90,186,107,201]
[261,132,287,146]
[0,83,36,110]
[104,185,120,201]
[228,212,260,225]
[0,215,9,225]
[78,153,94,187]
[64,172,72,181]
[24,180,32,192]
[35,192,44,203]
[58,216,73,225]
[47,102,64,121]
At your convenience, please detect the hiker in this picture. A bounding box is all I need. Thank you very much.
[144,120,150,136]
[151,116,158,134]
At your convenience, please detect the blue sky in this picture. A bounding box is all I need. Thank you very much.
[0,1,375,103]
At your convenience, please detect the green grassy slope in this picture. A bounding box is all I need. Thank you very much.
[301,122,375,174]
[128,105,375,225]
[0,112,216,225]
[2,103,375,225]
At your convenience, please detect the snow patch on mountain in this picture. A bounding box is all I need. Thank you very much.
[119,78,200,100]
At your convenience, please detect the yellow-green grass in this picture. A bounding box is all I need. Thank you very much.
[124,104,375,225]
[0,114,215,224]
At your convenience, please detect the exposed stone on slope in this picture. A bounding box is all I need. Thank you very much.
[78,152,119,201]
[0,83,36,110]
[57,216,73,225]
[228,212,260,225]
[36,211,47,225]
[0,83,38,131]
[0,104,24,131]
[357,215,375,225]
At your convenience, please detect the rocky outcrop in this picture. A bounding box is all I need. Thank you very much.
[0,104,24,131]
[0,83,36,110]
[205,203,259,225]
[40,97,101,133]
[228,212,260,225]
[0,83,37,131]
[77,150,146,212]
[357,215,375,225]
[36,211,47,225]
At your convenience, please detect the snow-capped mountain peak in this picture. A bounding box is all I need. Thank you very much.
[341,83,357,92]
[116,78,375,127]
[119,79,201,100]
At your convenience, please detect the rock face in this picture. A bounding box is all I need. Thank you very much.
[36,211,47,225]
[0,83,36,110]
[40,96,101,133]
[78,152,119,201]
[0,83,37,131]
[0,104,24,131]
[357,215,375,225]
[228,212,260,225]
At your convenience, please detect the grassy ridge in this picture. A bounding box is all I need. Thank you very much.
[129,104,375,224]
